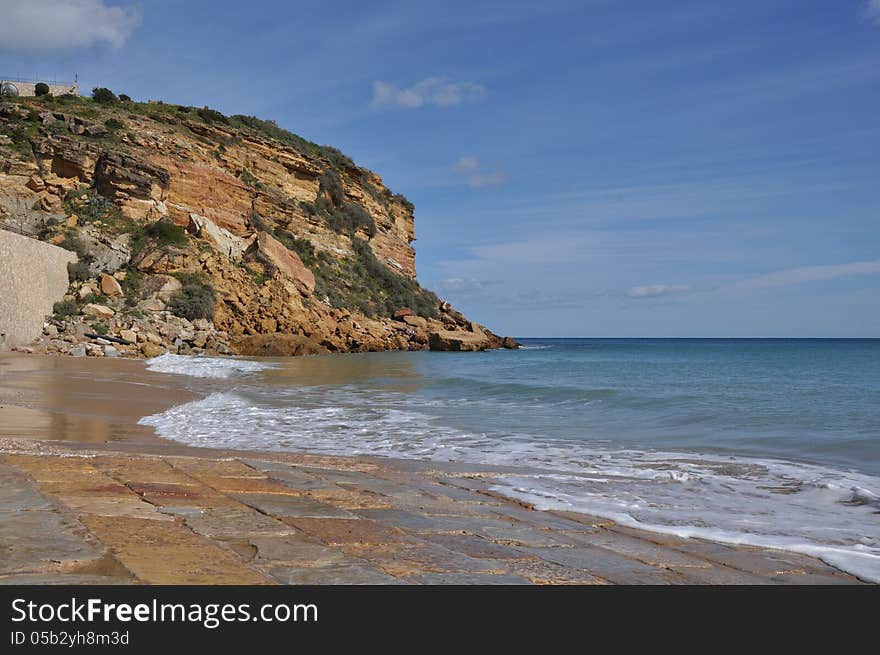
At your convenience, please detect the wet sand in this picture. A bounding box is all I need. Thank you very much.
[0,353,867,584]
[0,354,195,444]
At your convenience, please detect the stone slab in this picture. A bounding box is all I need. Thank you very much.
[0,463,54,511]
[284,518,414,545]
[80,515,270,584]
[177,506,294,539]
[339,542,503,577]
[232,493,357,519]
[420,532,531,560]
[247,535,357,568]
[268,564,404,585]
[0,510,101,574]
[519,545,689,585]
[60,495,173,521]
[492,558,608,585]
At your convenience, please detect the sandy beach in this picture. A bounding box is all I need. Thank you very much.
[0,353,868,585]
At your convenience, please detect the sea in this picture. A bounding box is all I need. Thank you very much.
[139,338,880,582]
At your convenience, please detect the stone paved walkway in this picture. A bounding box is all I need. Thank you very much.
[0,441,865,585]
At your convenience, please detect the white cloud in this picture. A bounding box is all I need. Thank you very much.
[453,156,509,189]
[626,284,693,299]
[455,156,479,173]
[467,234,595,266]
[433,277,491,294]
[0,0,142,54]
[628,260,880,301]
[468,172,510,189]
[371,77,487,109]
[868,0,880,24]
[738,260,880,289]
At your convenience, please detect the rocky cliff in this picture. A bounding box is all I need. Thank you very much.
[0,94,516,357]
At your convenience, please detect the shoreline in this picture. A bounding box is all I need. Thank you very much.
[0,352,869,585]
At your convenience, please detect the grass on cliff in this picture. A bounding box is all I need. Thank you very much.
[310,238,438,319]
[128,220,189,257]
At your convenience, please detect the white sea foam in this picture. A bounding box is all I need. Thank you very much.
[140,389,880,582]
[144,353,276,379]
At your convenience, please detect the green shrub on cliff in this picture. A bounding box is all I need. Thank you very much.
[169,275,215,321]
[52,300,78,320]
[392,193,415,213]
[197,106,227,124]
[315,170,377,237]
[298,201,318,216]
[92,87,118,103]
[34,83,50,97]
[120,268,141,306]
[148,221,188,246]
[327,203,376,238]
[240,168,263,189]
[67,260,91,282]
[248,212,271,232]
[58,234,96,275]
[351,238,438,317]
[317,170,345,208]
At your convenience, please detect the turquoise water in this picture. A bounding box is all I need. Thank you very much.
[429,338,880,476]
[141,339,880,581]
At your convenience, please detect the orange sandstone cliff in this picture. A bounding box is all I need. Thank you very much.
[0,94,517,357]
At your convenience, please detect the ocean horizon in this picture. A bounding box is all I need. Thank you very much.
[137,338,880,582]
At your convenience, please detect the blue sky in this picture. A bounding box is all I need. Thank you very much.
[2,0,879,337]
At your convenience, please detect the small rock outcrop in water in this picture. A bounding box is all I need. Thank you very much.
[0,95,516,356]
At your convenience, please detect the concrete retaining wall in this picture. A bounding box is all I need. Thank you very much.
[0,230,76,349]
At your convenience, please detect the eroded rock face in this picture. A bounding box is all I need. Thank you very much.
[187,213,253,261]
[33,136,100,182]
[248,231,316,293]
[154,157,254,234]
[233,334,328,356]
[93,151,170,218]
[428,329,492,352]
